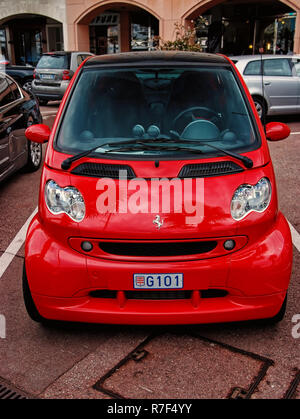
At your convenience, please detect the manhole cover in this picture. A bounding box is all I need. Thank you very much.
[284,369,300,399]
[94,334,272,399]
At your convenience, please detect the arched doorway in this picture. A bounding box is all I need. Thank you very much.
[183,0,297,55]
[74,2,160,55]
[0,14,63,65]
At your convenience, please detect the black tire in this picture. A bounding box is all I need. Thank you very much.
[252,96,266,121]
[22,262,45,323]
[38,99,48,106]
[256,294,287,325]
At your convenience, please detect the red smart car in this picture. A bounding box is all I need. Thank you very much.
[23,52,292,325]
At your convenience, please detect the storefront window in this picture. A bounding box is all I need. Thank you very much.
[131,12,159,51]
[90,13,120,55]
[0,29,8,60]
[46,25,64,51]
[263,13,296,54]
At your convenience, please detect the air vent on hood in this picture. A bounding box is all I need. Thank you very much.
[71,163,136,179]
[178,161,244,178]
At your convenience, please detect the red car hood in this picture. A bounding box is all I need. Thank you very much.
[41,145,276,242]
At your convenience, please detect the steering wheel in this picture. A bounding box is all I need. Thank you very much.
[172,106,222,133]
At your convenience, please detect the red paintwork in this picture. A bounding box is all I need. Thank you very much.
[25,124,51,144]
[265,122,291,142]
[24,54,293,325]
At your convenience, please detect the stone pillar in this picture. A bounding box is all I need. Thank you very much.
[76,24,90,51]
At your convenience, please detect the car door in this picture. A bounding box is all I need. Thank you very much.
[263,58,299,114]
[0,74,15,179]
[6,77,27,164]
[290,57,300,110]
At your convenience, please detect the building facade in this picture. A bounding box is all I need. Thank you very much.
[0,0,299,65]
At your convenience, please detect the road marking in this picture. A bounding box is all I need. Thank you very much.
[288,221,300,253]
[290,132,300,135]
[0,208,37,279]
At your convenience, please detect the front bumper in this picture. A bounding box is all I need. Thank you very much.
[25,212,292,325]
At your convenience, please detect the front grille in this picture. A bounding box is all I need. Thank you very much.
[71,163,136,179]
[178,161,244,178]
[89,289,228,300]
[125,290,191,300]
[201,289,228,298]
[90,290,117,299]
[99,241,217,257]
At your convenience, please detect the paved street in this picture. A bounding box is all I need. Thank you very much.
[0,103,299,399]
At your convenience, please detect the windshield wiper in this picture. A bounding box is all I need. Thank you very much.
[105,137,253,169]
[61,137,253,170]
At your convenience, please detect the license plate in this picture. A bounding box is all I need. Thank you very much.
[40,74,55,80]
[133,273,183,289]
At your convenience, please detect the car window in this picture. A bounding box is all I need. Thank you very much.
[0,76,15,107]
[76,55,91,66]
[56,66,258,158]
[263,59,292,76]
[37,54,70,69]
[244,60,262,75]
[76,55,85,66]
[292,59,300,77]
[7,78,21,100]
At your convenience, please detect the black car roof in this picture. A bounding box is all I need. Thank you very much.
[85,51,229,67]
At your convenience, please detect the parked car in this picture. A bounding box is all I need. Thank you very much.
[231,54,300,119]
[0,72,43,182]
[0,64,34,91]
[0,55,9,65]
[24,51,292,326]
[32,51,94,105]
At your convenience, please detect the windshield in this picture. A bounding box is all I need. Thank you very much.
[56,66,258,158]
[37,54,69,69]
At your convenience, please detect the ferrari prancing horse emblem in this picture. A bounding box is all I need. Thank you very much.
[153,215,164,229]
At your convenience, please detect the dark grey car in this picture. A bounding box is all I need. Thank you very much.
[32,51,93,105]
[232,55,300,119]
[0,73,43,182]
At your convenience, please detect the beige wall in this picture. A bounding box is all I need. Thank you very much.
[65,0,300,54]
[0,0,67,62]
[0,0,299,54]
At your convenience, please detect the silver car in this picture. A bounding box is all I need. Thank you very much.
[231,55,300,119]
[32,51,93,105]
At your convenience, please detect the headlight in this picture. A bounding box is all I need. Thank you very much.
[231,177,272,221]
[45,180,85,222]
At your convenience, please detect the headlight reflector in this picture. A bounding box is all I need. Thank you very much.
[45,180,85,222]
[231,177,272,220]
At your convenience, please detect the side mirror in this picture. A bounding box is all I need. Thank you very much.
[25,124,51,143]
[265,122,290,142]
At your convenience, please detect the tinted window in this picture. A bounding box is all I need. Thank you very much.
[57,67,258,158]
[263,59,292,76]
[244,60,262,75]
[292,59,300,77]
[37,54,70,69]
[0,76,15,107]
[7,78,21,100]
